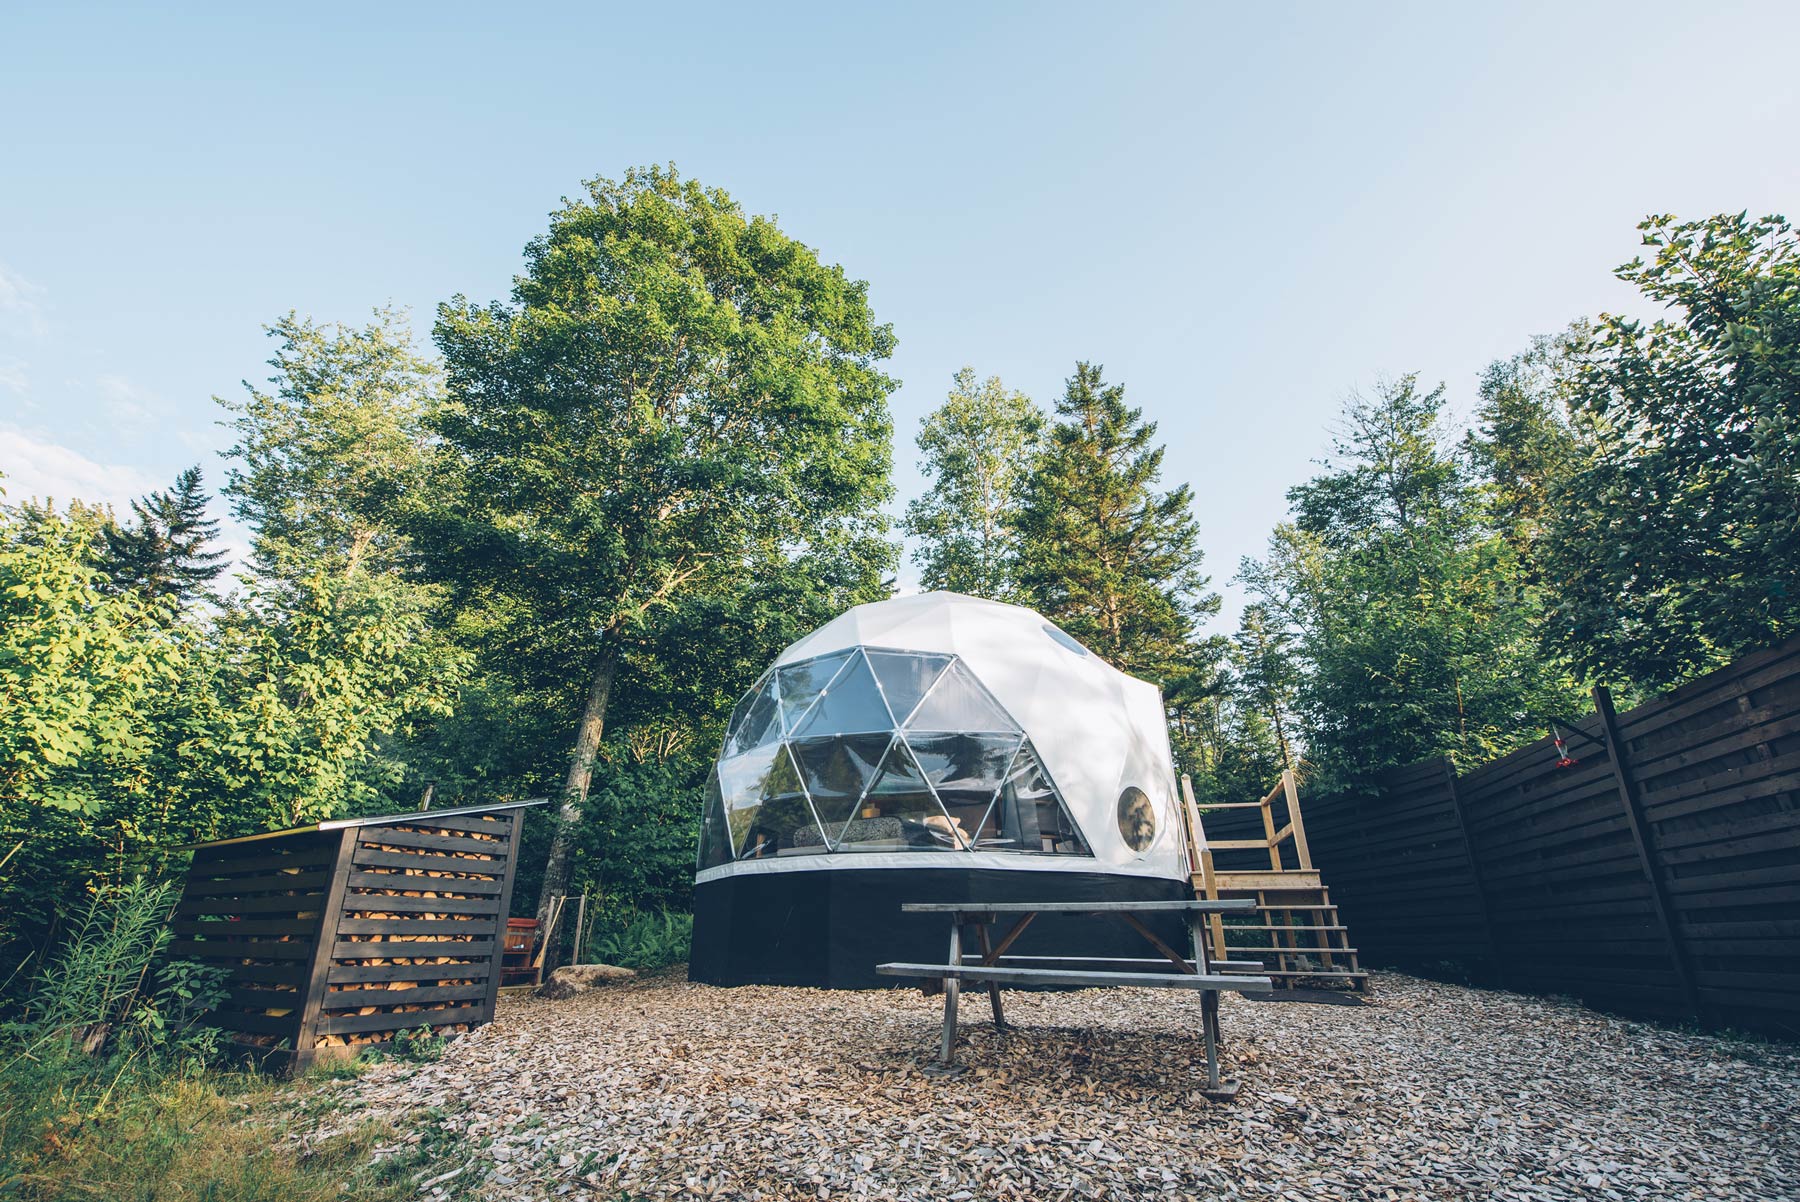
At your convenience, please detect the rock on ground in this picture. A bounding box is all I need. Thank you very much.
[311,970,1800,1201]
[534,963,637,1000]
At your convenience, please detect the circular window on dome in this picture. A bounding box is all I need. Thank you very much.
[1116,786,1156,852]
[1043,624,1089,656]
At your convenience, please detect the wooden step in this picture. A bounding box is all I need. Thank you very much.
[1229,966,1369,980]
[1220,923,1349,933]
[1225,945,1358,956]
[1212,870,1322,890]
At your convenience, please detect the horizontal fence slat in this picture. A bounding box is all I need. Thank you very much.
[315,1004,488,1035]
[344,869,503,896]
[1305,635,1800,1038]
[350,848,505,875]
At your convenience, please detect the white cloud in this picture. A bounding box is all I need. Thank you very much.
[0,363,26,395]
[0,427,158,513]
[0,264,48,338]
[96,373,161,426]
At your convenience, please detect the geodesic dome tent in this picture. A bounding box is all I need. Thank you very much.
[689,592,1196,987]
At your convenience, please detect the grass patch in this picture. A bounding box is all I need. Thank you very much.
[0,1055,430,1202]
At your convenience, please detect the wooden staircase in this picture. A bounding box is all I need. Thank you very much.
[1178,770,1368,992]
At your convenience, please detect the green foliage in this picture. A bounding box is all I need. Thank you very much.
[904,367,1043,599]
[1539,213,1799,688]
[1245,377,1584,786]
[379,1025,448,1063]
[222,308,441,580]
[100,466,229,605]
[587,910,692,971]
[1464,331,1587,566]
[1015,362,1219,679]
[5,879,180,1061]
[0,505,185,820]
[428,164,898,661]
[187,571,468,829]
[426,164,899,911]
[1168,605,1295,806]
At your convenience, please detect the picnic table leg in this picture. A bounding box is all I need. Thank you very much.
[938,920,962,1067]
[1202,988,1222,1091]
[976,923,1006,1030]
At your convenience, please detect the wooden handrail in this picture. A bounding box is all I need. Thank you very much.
[1189,768,1313,873]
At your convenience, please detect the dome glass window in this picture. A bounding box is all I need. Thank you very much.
[702,647,1091,864]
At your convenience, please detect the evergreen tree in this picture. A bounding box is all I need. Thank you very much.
[903,367,1042,599]
[1015,362,1217,679]
[102,466,228,604]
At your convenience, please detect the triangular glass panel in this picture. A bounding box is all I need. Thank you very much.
[717,745,779,859]
[791,651,894,737]
[737,744,816,859]
[903,660,1019,733]
[696,771,734,870]
[776,653,851,735]
[724,675,781,756]
[789,733,891,844]
[864,650,954,727]
[906,732,1024,850]
[834,737,963,852]
[986,740,1090,855]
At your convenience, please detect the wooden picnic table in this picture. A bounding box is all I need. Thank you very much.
[877,899,1272,1099]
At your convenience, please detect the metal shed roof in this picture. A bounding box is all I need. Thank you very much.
[181,798,549,850]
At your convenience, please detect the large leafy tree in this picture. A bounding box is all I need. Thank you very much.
[0,498,190,951]
[1015,362,1216,679]
[427,166,898,921]
[221,308,440,580]
[1245,377,1582,786]
[1230,603,1300,772]
[1539,213,1799,688]
[903,367,1042,599]
[101,466,228,604]
[1464,331,1587,567]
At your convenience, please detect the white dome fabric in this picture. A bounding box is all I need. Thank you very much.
[698,591,1189,884]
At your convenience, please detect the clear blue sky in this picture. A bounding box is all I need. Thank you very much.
[3,1,1796,632]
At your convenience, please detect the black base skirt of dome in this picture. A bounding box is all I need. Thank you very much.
[689,865,1195,989]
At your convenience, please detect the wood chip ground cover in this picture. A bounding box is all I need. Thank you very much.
[306,971,1799,1201]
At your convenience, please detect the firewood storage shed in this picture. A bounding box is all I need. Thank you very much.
[174,799,545,1072]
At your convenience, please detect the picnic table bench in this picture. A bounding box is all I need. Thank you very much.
[877,899,1272,1099]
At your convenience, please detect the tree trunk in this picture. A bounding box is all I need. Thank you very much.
[536,645,621,957]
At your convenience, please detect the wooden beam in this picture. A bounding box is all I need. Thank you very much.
[482,812,525,1022]
[1115,912,1199,974]
[1593,685,1702,1019]
[1281,769,1313,871]
[294,829,358,1074]
[1437,754,1503,982]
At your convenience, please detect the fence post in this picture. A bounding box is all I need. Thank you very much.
[1438,755,1503,985]
[1593,685,1702,1019]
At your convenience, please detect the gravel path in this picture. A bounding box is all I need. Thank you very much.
[311,970,1800,1201]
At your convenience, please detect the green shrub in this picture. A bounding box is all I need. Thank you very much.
[587,910,692,971]
[0,883,447,1201]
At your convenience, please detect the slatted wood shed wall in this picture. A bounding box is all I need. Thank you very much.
[174,800,544,1071]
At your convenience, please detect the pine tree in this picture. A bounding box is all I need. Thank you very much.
[103,466,227,604]
[1015,362,1216,678]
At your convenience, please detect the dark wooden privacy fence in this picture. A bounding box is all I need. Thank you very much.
[175,800,542,1071]
[1295,636,1800,1036]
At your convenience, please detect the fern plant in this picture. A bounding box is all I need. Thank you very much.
[588,910,692,970]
